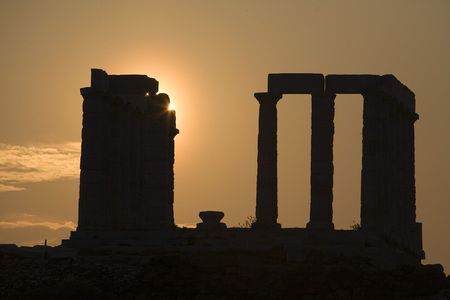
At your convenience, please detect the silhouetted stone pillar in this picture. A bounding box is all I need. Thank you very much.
[140,97,178,229]
[167,109,177,225]
[78,86,106,231]
[389,104,403,237]
[360,92,382,232]
[379,97,390,234]
[307,93,335,230]
[76,69,178,233]
[253,92,282,229]
[405,114,418,224]
[405,110,421,253]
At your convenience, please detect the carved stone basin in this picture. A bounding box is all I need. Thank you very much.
[199,211,225,224]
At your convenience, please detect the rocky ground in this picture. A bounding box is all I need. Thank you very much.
[0,248,449,299]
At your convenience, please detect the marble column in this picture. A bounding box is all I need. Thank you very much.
[168,109,178,226]
[405,110,420,251]
[406,107,423,258]
[395,106,413,248]
[78,88,104,231]
[379,98,391,234]
[405,112,418,226]
[253,92,282,229]
[307,92,335,230]
[360,92,383,232]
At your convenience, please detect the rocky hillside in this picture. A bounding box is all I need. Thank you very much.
[1,248,449,299]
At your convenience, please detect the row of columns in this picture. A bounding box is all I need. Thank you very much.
[252,87,418,243]
[253,92,336,230]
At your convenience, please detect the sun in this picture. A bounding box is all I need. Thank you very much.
[168,102,175,111]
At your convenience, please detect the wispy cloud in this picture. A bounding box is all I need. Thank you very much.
[0,183,26,192]
[0,213,76,230]
[0,213,76,246]
[0,220,76,230]
[0,142,80,192]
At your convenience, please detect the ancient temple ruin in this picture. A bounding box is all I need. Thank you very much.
[75,69,178,234]
[253,73,423,258]
[64,70,424,267]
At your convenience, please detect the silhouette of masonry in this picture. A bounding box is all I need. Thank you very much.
[253,73,423,258]
[63,70,423,264]
[77,69,178,231]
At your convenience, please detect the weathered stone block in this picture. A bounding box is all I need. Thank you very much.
[325,74,380,94]
[268,73,324,94]
[379,75,416,114]
[109,74,159,95]
[90,69,108,91]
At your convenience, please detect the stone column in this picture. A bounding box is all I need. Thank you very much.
[253,92,282,229]
[78,88,104,231]
[168,109,178,226]
[378,98,390,235]
[405,112,418,226]
[360,92,382,232]
[307,93,335,230]
[395,106,414,248]
[405,111,420,252]
[390,105,403,236]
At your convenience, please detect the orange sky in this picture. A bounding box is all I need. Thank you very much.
[0,0,449,272]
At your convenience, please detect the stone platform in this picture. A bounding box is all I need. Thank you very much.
[62,227,421,268]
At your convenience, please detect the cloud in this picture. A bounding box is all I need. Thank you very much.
[0,214,76,246]
[0,183,26,192]
[0,213,76,230]
[0,142,80,192]
[0,220,76,230]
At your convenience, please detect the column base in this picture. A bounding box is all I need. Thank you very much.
[306,221,334,231]
[251,222,281,230]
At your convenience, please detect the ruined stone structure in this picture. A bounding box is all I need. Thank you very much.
[63,70,424,267]
[253,73,423,258]
[75,69,178,233]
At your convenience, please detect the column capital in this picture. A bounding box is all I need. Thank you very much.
[254,92,282,105]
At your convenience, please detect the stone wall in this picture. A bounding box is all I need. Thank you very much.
[77,69,178,232]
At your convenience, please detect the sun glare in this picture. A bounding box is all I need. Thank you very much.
[168,102,175,111]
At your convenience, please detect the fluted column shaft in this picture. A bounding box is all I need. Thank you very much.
[253,92,282,229]
[360,92,382,232]
[307,92,335,230]
[78,88,104,231]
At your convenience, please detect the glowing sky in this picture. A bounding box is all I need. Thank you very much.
[0,1,449,272]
